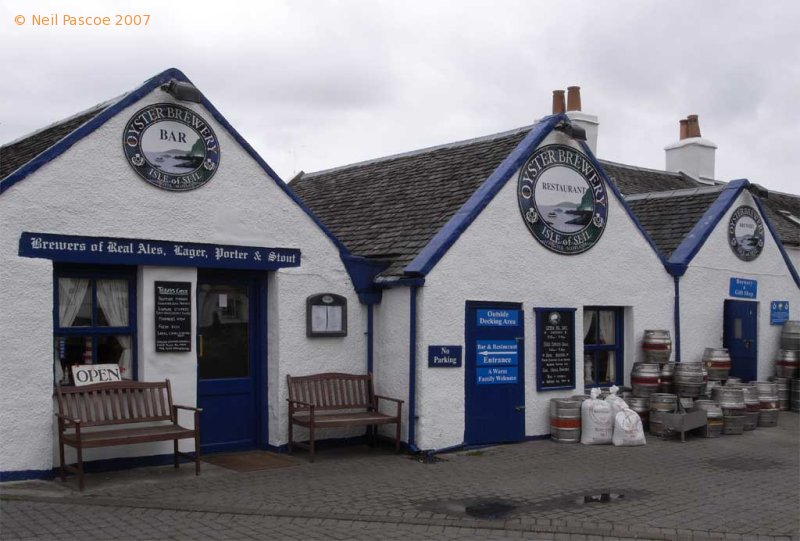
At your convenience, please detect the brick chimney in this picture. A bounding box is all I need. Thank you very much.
[564,86,599,154]
[665,114,717,184]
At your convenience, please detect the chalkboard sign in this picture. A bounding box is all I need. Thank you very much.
[535,308,576,391]
[155,281,192,352]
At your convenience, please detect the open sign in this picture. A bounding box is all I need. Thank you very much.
[71,364,123,386]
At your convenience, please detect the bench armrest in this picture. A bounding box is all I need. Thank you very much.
[374,395,404,405]
[287,398,315,409]
[172,405,202,428]
[54,412,81,425]
[374,395,403,418]
[173,404,203,412]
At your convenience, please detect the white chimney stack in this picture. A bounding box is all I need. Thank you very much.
[564,86,599,154]
[665,114,717,184]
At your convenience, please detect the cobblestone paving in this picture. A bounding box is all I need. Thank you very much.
[1,413,798,540]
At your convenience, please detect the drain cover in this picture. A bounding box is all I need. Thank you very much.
[576,493,625,504]
[465,501,515,519]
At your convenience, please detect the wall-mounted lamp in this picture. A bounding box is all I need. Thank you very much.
[161,80,203,103]
[554,121,587,142]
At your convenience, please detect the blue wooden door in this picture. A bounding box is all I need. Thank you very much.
[197,273,261,453]
[723,300,758,382]
[465,302,525,445]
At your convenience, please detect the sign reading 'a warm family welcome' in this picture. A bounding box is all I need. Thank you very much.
[123,103,220,191]
[518,144,608,255]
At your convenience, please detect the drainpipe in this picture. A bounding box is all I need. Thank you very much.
[673,276,682,362]
[367,303,374,375]
[408,285,419,453]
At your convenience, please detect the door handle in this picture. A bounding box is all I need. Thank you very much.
[515,406,525,412]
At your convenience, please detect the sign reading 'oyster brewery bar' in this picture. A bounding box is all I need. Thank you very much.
[123,103,220,191]
[518,144,608,255]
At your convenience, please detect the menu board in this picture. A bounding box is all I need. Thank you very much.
[536,308,576,390]
[155,281,192,352]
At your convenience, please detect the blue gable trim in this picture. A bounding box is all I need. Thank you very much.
[752,196,800,289]
[404,114,564,276]
[1,68,366,294]
[667,179,750,276]
[577,140,670,269]
[340,254,390,304]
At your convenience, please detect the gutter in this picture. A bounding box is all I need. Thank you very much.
[408,285,419,452]
[673,275,682,362]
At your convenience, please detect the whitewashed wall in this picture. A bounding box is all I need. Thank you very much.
[373,287,411,442]
[679,191,800,379]
[0,86,365,474]
[411,132,675,450]
[786,246,799,273]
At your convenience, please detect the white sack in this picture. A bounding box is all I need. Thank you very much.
[612,409,647,446]
[604,385,628,417]
[581,388,613,445]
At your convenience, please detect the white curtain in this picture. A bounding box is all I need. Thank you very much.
[583,311,595,383]
[56,279,89,382]
[97,280,132,379]
[599,311,616,382]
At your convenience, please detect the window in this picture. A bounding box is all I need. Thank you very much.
[583,307,623,387]
[53,266,136,385]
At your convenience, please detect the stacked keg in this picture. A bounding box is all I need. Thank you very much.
[549,398,582,443]
[712,385,746,435]
[692,399,723,437]
[779,321,800,415]
[755,381,780,427]
[635,330,675,436]
[740,383,761,430]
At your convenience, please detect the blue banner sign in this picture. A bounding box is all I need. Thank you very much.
[729,277,757,299]
[428,345,462,368]
[771,301,790,325]
[476,340,518,366]
[19,232,301,271]
[477,366,518,385]
[476,309,520,327]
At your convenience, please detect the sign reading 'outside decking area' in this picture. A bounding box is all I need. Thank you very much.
[428,345,462,367]
[536,308,576,390]
[476,340,519,384]
[19,232,300,271]
[155,281,192,352]
[729,277,758,299]
[476,309,520,327]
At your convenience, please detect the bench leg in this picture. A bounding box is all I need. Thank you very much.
[195,434,201,476]
[395,421,401,452]
[309,425,315,463]
[288,420,293,454]
[58,440,66,482]
[174,440,180,469]
[76,446,85,492]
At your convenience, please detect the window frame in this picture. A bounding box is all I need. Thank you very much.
[52,264,138,384]
[582,306,624,388]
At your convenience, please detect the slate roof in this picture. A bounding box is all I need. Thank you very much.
[598,160,703,195]
[0,103,110,179]
[761,191,800,247]
[626,188,724,258]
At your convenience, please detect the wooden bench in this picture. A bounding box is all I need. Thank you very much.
[287,372,403,461]
[55,379,201,490]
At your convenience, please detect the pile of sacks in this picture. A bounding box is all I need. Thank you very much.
[581,386,646,446]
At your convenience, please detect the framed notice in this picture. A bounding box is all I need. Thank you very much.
[306,293,347,337]
[535,308,576,391]
[154,281,192,352]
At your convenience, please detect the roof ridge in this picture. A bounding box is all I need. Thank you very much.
[303,123,537,179]
[599,158,697,179]
[626,185,725,202]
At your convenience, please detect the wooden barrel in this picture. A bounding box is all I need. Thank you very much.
[642,330,672,363]
[631,363,661,397]
[791,378,800,412]
[781,321,800,350]
[659,362,675,393]
[755,381,780,410]
[702,347,731,381]
[674,362,704,397]
[775,349,800,379]
[693,400,723,437]
[625,396,650,427]
[550,398,582,443]
[770,376,791,411]
[757,409,779,427]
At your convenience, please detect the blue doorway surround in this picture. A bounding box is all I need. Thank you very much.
[465,301,526,445]
[723,299,758,382]
[197,270,268,454]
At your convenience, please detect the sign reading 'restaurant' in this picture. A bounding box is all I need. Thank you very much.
[728,205,764,261]
[123,103,220,191]
[517,144,608,255]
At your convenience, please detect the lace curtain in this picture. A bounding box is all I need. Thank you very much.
[55,279,89,382]
[97,280,132,379]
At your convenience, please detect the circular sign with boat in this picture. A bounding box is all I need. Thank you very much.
[727,205,764,261]
[123,103,220,191]
[517,144,608,254]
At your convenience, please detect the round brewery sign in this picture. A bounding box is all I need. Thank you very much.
[728,205,764,261]
[123,103,220,191]
[517,144,608,255]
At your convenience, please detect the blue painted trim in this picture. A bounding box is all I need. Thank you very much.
[534,307,577,391]
[367,303,374,374]
[258,273,270,448]
[673,276,682,362]
[0,68,369,296]
[408,286,418,450]
[751,197,800,289]
[404,114,565,277]
[340,254,389,304]
[577,140,670,269]
[378,277,426,288]
[667,179,750,275]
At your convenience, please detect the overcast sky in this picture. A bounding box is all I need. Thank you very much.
[2,0,798,194]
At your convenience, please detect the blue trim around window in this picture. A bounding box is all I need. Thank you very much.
[52,264,137,383]
[582,306,624,388]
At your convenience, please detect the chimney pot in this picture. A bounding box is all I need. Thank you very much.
[687,114,701,138]
[567,86,582,112]
[552,90,566,114]
[679,119,689,140]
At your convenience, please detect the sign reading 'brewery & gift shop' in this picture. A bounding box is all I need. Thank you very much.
[123,103,220,191]
[518,144,608,255]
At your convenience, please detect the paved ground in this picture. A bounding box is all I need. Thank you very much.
[1,412,798,541]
